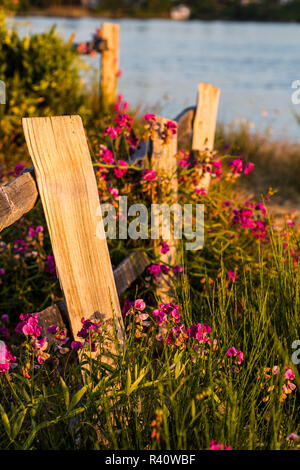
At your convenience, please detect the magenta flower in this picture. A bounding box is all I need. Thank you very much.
[144,113,157,122]
[227,347,238,357]
[0,344,16,374]
[210,440,232,450]
[103,127,119,139]
[228,270,239,281]
[0,268,5,276]
[172,265,183,274]
[114,160,128,179]
[99,145,115,164]
[160,242,170,254]
[285,366,295,380]
[71,341,83,351]
[28,225,43,238]
[142,169,156,182]
[244,162,254,176]
[135,299,146,311]
[108,187,119,198]
[15,163,25,176]
[230,159,244,174]
[45,255,56,276]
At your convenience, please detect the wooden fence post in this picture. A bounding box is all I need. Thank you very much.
[100,23,120,112]
[192,82,220,189]
[151,116,178,303]
[22,115,124,360]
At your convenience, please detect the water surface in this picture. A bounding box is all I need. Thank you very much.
[12,17,300,140]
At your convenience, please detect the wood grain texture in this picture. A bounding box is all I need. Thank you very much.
[114,251,150,296]
[100,23,119,110]
[151,116,178,303]
[192,82,220,190]
[192,82,220,152]
[175,106,195,148]
[22,115,124,353]
[0,170,38,232]
[38,304,65,345]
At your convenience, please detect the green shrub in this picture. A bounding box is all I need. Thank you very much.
[0,11,89,165]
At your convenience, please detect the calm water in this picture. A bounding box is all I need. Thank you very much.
[11,17,300,140]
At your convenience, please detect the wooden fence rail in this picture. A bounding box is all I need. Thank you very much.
[0,81,220,352]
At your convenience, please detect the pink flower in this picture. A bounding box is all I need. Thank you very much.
[285,366,295,380]
[0,344,16,374]
[135,299,146,311]
[142,169,156,182]
[230,159,244,174]
[244,162,254,176]
[272,365,280,375]
[287,433,300,442]
[0,268,5,276]
[116,69,123,77]
[227,347,243,364]
[99,145,115,164]
[227,347,238,357]
[228,270,239,281]
[114,160,128,179]
[45,255,56,276]
[28,225,43,238]
[71,341,83,351]
[210,440,232,450]
[172,264,183,273]
[287,219,294,227]
[195,187,208,195]
[108,187,119,198]
[160,242,170,254]
[144,113,157,122]
[15,163,25,176]
[103,127,118,139]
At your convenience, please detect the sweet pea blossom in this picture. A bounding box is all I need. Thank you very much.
[103,127,118,139]
[135,299,146,311]
[0,344,16,374]
[144,113,157,122]
[210,440,232,450]
[227,347,244,364]
[285,366,295,380]
[142,169,156,182]
[114,160,128,179]
[228,270,239,281]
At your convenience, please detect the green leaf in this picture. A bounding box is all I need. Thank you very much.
[0,404,11,440]
[12,408,27,440]
[69,385,88,412]
[60,377,70,411]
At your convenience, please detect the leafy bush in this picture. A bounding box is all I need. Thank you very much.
[0,11,89,165]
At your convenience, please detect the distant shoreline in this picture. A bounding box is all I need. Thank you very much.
[12,6,300,23]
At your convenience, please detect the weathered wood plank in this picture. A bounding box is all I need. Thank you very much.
[37,251,150,339]
[0,170,38,232]
[192,82,220,153]
[22,115,124,355]
[175,106,195,148]
[100,23,120,111]
[151,116,178,303]
[114,251,150,296]
[192,83,220,190]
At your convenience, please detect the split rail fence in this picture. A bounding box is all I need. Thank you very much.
[0,23,220,355]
